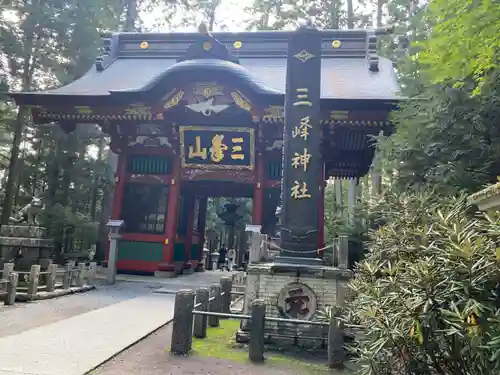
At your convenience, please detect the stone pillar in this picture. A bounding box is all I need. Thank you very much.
[193,288,209,338]
[246,226,264,264]
[170,290,195,355]
[248,299,266,363]
[277,25,322,264]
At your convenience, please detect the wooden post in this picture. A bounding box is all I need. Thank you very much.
[193,288,209,338]
[63,262,72,289]
[208,284,221,327]
[220,277,232,314]
[76,262,86,287]
[27,264,40,299]
[46,264,58,292]
[5,272,18,305]
[170,290,195,355]
[248,299,266,363]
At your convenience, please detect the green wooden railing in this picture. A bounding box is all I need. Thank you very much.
[126,155,171,175]
[267,161,282,180]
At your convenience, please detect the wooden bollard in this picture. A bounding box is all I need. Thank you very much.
[220,277,232,314]
[170,290,195,355]
[76,262,86,287]
[2,263,14,280]
[208,284,221,327]
[27,264,40,299]
[62,262,72,289]
[5,272,18,305]
[46,264,58,292]
[193,288,209,338]
[248,299,266,363]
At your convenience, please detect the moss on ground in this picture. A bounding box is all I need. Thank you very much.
[189,319,347,374]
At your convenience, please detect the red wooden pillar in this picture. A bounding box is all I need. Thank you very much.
[111,153,126,220]
[318,161,325,252]
[198,197,208,252]
[252,152,264,225]
[184,194,195,271]
[159,160,181,271]
[106,153,126,263]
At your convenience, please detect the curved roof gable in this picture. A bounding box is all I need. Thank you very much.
[9,27,402,105]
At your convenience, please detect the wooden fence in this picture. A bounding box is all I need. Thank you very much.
[0,260,97,305]
[170,277,345,369]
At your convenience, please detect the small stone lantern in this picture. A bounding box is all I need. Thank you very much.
[105,219,124,285]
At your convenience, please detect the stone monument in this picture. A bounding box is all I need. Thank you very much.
[237,24,352,345]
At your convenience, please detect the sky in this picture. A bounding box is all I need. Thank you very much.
[141,0,368,32]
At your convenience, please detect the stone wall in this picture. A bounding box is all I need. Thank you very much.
[242,263,352,343]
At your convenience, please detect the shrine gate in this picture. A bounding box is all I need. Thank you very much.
[10,26,400,275]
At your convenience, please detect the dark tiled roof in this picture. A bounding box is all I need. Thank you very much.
[11,29,401,102]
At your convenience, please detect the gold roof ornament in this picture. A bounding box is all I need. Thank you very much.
[332,40,342,48]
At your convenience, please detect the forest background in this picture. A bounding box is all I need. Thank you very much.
[0,0,498,260]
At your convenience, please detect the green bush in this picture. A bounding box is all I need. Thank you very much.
[39,204,98,256]
[346,191,500,375]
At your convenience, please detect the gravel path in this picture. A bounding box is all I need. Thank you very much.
[0,281,163,338]
[91,324,327,375]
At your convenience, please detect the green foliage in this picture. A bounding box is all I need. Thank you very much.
[378,71,500,194]
[39,204,99,254]
[347,190,500,375]
[418,0,500,94]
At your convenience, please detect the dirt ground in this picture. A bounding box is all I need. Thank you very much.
[90,323,343,375]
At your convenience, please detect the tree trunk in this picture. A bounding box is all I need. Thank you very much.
[328,0,340,29]
[376,0,384,28]
[1,25,37,226]
[1,106,27,225]
[347,0,354,29]
[124,0,138,31]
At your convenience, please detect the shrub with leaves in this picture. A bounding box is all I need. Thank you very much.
[346,190,500,375]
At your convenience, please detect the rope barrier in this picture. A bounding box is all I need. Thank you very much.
[262,239,334,255]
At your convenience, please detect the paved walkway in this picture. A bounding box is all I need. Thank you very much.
[0,271,232,375]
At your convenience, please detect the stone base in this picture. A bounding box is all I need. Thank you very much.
[239,262,352,348]
[154,270,177,278]
[15,285,95,302]
[0,225,47,238]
